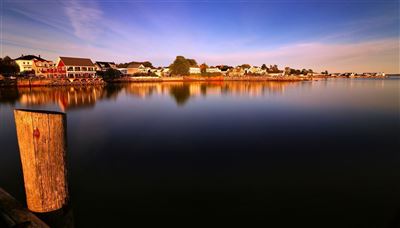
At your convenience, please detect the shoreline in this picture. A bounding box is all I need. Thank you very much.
[0,75,390,87]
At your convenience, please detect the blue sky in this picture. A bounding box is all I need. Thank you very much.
[1,0,399,72]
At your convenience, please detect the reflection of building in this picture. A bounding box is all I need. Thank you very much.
[122,81,294,106]
[13,81,296,109]
[189,83,202,96]
[124,83,161,98]
[56,57,96,78]
[18,86,105,111]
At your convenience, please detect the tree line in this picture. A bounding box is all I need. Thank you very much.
[0,56,19,76]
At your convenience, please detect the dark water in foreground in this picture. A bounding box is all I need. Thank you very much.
[0,79,399,227]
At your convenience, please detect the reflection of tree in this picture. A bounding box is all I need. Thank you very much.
[0,81,299,109]
[102,84,124,99]
[200,84,207,96]
[124,83,158,98]
[0,87,19,104]
[169,85,191,106]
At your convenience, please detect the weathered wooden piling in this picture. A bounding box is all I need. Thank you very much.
[14,109,69,213]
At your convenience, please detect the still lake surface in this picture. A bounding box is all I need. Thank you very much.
[0,78,399,227]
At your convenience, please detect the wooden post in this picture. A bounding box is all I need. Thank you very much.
[14,109,69,213]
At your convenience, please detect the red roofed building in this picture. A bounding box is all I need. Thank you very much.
[56,56,96,78]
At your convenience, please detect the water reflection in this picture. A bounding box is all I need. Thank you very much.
[0,78,398,227]
[0,81,296,109]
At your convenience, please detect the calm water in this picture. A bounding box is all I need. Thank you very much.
[0,78,399,227]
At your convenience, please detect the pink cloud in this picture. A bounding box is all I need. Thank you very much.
[199,38,399,73]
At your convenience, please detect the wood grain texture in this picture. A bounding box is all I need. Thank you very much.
[14,109,68,213]
[0,187,50,227]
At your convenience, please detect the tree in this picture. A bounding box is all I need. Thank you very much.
[240,64,251,69]
[261,64,268,70]
[142,61,153,68]
[0,56,20,76]
[169,56,190,76]
[186,59,198,67]
[98,68,121,80]
[284,67,291,75]
[200,63,208,73]
[219,65,232,71]
[269,64,280,73]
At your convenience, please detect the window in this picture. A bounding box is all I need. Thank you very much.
[75,67,81,71]
[82,67,87,71]
[67,67,73,71]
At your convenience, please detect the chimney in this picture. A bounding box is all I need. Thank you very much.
[39,55,41,58]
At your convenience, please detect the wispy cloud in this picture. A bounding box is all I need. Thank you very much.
[64,0,103,41]
[1,1,398,73]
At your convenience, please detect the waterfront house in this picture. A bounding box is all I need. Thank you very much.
[154,69,162,77]
[247,66,266,75]
[268,73,283,77]
[127,63,147,75]
[189,67,201,74]
[206,68,221,73]
[31,59,60,78]
[94,61,117,71]
[161,68,170,77]
[228,67,246,76]
[56,56,96,78]
[118,68,128,75]
[14,55,46,73]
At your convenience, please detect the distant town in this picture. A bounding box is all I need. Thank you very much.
[0,54,387,86]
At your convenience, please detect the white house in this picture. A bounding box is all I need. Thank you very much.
[247,66,267,74]
[206,68,221,73]
[268,73,283,77]
[14,55,46,72]
[189,67,201,74]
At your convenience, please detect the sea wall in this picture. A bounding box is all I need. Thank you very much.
[224,76,309,81]
[16,78,105,87]
[111,75,308,83]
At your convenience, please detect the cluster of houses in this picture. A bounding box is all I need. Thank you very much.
[13,54,286,78]
[329,72,386,77]
[14,55,165,78]
[15,55,99,78]
[11,54,388,79]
